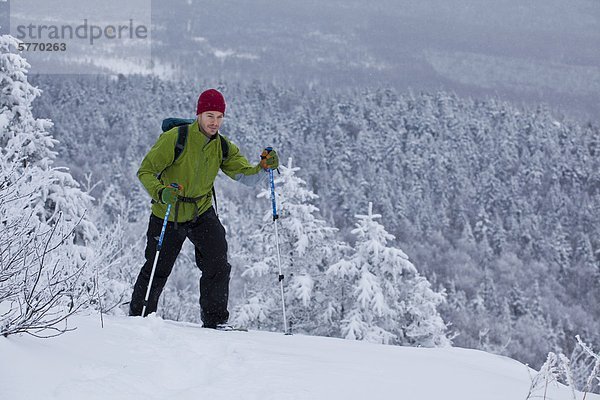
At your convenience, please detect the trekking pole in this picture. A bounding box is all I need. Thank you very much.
[141,184,179,317]
[268,165,289,335]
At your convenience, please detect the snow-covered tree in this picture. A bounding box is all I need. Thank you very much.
[328,202,449,347]
[0,35,99,336]
[233,158,348,334]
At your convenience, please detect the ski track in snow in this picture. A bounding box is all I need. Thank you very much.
[1,314,597,400]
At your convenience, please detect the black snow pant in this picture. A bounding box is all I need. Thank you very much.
[129,207,231,326]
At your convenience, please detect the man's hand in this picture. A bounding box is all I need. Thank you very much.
[260,147,279,170]
[160,183,182,205]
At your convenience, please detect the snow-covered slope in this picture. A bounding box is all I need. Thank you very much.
[1,314,596,400]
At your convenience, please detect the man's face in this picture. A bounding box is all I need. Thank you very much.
[198,111,224,137]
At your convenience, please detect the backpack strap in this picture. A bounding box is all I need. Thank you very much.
[219,135,229,161]
[157,124,188,182]
[173,193,205,229]
[211,187,219,217]
[174,124,189,161]
[212,135,229,217]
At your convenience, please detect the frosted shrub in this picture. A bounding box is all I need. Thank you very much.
[527,337,600,399]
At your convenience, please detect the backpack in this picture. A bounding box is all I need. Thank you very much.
[160,117,230,221]
[161,117,229,161]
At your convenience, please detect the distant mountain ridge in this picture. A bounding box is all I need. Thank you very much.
[147,0,600,121]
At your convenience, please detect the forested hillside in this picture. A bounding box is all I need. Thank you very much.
[32,75,600,368]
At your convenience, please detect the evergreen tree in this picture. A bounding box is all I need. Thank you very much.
[0,35,98,336]
[328,202,449,347]
[232,158,348,334]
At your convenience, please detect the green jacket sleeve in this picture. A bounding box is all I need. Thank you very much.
[137,130,177,202]
[220,137,266,186]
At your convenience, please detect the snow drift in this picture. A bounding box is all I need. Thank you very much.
[1,313,596,400]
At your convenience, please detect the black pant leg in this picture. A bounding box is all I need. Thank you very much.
[130,214,186,316]
[186,207,231,326]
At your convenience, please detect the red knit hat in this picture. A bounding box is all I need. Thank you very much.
[196,89,226,115]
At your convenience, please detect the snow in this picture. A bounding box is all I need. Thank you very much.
[2,313,596,400]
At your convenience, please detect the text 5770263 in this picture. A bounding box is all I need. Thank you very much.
[18,42,67,51]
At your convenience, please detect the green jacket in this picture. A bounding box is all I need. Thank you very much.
[138,120,263,222]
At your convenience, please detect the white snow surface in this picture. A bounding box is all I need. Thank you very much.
[1,313,596,400]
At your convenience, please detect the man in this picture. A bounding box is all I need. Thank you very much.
[129,88,278,329]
